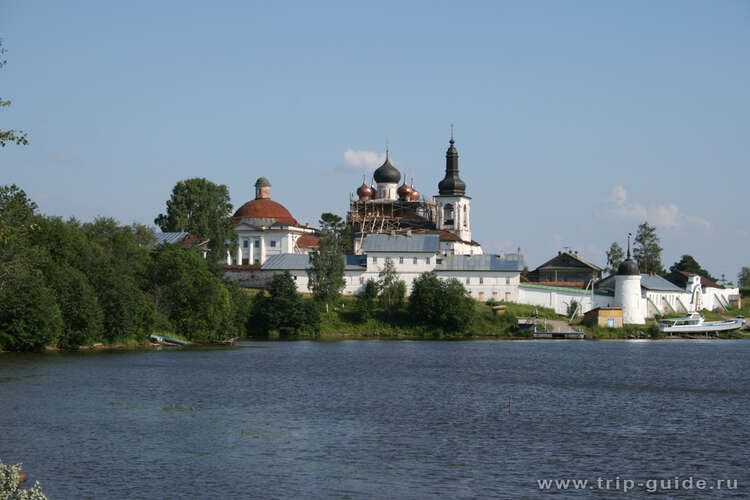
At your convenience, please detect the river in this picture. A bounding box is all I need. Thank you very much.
[1,340,749,498]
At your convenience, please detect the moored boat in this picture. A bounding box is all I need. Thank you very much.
[658,313,744,334]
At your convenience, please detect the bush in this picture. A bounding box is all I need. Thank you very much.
[409,272,475,333]
[0,459,48,499]
[0,269,62,351]
[355,279,379,321]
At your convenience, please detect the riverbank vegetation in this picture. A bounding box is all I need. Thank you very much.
[0,185,251,350]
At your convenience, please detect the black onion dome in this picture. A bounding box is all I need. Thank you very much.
[373,156,401,184]
[617,258,640,276]
[438,137,466,196]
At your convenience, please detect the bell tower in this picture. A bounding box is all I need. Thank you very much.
[435,132,471,242]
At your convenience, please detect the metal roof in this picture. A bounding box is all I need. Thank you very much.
[154,232,190,245]
[362,234,440,253]
[261,253,366,271]
[435,254,523,272]
[640,274,684,292]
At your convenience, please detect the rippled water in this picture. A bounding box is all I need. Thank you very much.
[1,340,749,499]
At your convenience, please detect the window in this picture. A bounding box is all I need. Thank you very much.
[492,291,498,297]
[359,277,364,284]
[444,204,454,223]
[373,257,378,263]
[254,240,260,248]
[270,240,277,248]
[413,258,418,265]
[479,277,484,284]
[399,257,404,264]
[243,239,249,248]
[506,278,511,285]
[466,278,471,285]
[426,257,431,264]
[293,275,297,281]
[254,259,260,265]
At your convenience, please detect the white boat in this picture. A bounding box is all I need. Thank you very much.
[658,313,745,334]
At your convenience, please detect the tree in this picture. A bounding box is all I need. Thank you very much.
[251,271,320,336]
[739,267,750,288]
[408,272,475,333]
[307,227,345,312]
[633,222,664,275]
[149,245,235,342]
[377,259,406,319]
[355,279,379,320]
[604,241,624,274]
[0,41,29,147]
[0,268,62,351]
[319,212,353,254]
[668,255,716,282]
[154,178,234,260]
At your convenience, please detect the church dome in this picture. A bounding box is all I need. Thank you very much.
[617,258,640,276]
[356,181,373,200]
[233,199,299,226]
[397,180,412,200]
[373,156,401,184]
[370,183,378,199]
[409,182,420,201]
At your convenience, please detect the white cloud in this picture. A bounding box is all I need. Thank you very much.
[611,185,628,204]
[607,185,711,231]
[342,149,386,173]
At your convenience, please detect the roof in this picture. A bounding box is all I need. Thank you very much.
[535,251,602,272]
[435,254,523,272]
[154,232,190,245]
[597,273,684,292]
[295,235,319,249]
[641,274,684,292]
[362,233,439,253]
[674,270,724,289]
[233,198,299,226]
[261,253,366,271]
[373,157,401,184]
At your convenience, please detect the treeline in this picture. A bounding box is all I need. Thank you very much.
[0,185,251,351]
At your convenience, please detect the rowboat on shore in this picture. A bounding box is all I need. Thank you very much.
[658,313,744,334]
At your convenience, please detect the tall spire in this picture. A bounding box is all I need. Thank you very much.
[438,131,466,196]
[627,232,632,259]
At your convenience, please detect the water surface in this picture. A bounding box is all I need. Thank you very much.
[1,340,749,498]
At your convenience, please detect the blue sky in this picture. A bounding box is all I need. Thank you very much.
[1,1,748,280]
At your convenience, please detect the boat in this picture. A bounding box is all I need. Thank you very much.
[149,334,190,346]
[658,313,745,334]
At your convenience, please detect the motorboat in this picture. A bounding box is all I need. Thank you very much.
[658,313,744,334]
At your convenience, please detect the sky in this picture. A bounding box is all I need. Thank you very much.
[1,1,748,281]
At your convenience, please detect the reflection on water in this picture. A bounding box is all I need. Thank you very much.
[1,341,749,498]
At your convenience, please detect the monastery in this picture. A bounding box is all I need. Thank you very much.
[223,136,739,324]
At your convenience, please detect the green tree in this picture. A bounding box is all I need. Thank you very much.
[0,268,62,351]
[738,267,750,288]
[355,278,379,320]
[251,271,320,336]
[668,254,716,282]
[633,221,664,275]
[319,212,353,254]
[0,41,29,147]
[377,259,406,320]
[307,228,345,312]
[408,272,475,333]
[605,241,624,274]
[149,245,235,342]
[154,178,234,260]
[46,264,103,348]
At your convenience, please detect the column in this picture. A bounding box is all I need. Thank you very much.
[260,235,266,264]
[236,244,242,266]
[249,239,254,265]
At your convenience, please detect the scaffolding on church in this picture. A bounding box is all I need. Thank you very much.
[347,197,438,247]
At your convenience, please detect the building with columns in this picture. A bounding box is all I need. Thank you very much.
[227,177,317,266]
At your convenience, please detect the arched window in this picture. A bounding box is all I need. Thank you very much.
[444,204,454,224]
[463,205,468,227]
